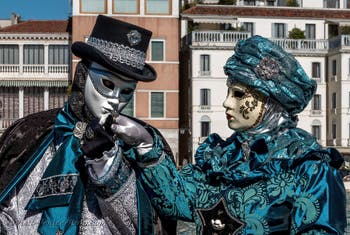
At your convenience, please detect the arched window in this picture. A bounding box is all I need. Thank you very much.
[311,119,321,140]
[200,115,211,137]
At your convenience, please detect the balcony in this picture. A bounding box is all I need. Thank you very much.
[270,38,328,52]
[329,35,350,50]
[189,31,329,53]
[190,31,251,47]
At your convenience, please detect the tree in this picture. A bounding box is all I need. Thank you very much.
[340,26,350,35]
[288,27,305,39]
[286,0,299,7]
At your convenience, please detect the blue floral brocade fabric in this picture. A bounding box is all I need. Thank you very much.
[139,126,346,234]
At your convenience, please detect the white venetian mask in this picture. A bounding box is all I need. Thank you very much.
[223,83,266,131]
[84,62,137,120]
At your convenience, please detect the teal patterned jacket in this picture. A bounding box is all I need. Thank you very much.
[135,126,346,234]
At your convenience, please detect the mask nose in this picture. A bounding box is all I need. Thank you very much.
[108,98,120,113]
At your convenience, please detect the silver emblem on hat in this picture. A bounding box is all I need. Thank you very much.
[127,30,142,46]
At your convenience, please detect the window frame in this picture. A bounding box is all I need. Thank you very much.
[150,39,165,62]
[23,44,44,65]
[145,0,172,15]
[332,92,337,109]
[80,0,107,14]
[150,91,165,118]
[272,23,286,39]
[48,45,69,65]
[112,0,140,14]
[332,59,337,76]
[311,62,321,78]
[312,94,321,110]
[311,125,321,140]
[0,45,19,64]
[200,54,210,73]
[305,24,316,39]
[200,88,211,107]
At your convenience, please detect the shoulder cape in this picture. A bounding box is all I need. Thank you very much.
[0,108,60,192]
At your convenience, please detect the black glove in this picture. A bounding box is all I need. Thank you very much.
[81,115,115,159]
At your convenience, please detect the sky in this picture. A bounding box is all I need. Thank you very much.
[0,0,70,20]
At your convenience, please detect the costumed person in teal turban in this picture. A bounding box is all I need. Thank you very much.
[123,36,347,234]
[0,15,176,234]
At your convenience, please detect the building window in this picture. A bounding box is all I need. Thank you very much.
[145,0,170,14]
[150,40,164,61]
[332,59,337,76]
[200,89,211,106]
[325,0,339,8]
[312,94,321,110]
[23,45,44,64]
[332,123,336,139]
[0,45,19,64]
[80,0,106,13]
[113,0,138,14]
[243,22,254,36]
[151,92,164,118]
[49,87,67,110]
[24,87,44,116]
[200,54,210,75]
[305,24,316,39]
[121,96,134,117]
[49,45,69,64]
[312,125,321,140]
[332,92,336,109]
[272,23,286,38]
[267,0,275,6]
[311,62,320,78]
[200,116,211,137]
[347,0,350,8]
[244,0,256,5]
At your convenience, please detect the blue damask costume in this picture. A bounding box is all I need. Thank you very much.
[129,36,347,234]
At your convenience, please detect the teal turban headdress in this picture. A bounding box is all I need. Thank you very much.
[224,35,316,115]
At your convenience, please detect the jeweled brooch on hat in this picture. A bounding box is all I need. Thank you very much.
[255,57,280,80]
[127,30,142,46]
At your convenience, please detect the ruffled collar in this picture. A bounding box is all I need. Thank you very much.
[195,122,324,186]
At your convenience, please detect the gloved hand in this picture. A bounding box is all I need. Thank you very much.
[81,115,115,159]
[110,115,154,155]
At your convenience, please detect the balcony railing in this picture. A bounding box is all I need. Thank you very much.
[191,31,250,45]
[329,35,350,50]
[0,64,69,74]
[189,31,334,52]
[270,38,328,51]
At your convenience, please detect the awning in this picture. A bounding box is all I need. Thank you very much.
[0,80,69,87]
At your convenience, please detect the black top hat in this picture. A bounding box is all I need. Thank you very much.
[71,15,156,82]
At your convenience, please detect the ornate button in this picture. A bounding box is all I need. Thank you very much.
[73,121,87,139]
[196,198,245,235]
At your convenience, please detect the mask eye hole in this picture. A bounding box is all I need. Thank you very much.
[102,79,114,90]
[233,90,245,98]
[121,88,134,95]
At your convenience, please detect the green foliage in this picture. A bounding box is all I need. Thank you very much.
[218,0,236,5]
[288,27,305,39]
[286,0,299,7]
[340,26,350,35]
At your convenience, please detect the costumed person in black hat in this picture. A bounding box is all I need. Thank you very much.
[121,36,347,234]
[0,15,176,234]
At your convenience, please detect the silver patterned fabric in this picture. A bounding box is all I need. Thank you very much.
[87,37,146,70]
[97,171,138,235]
[0,143,139,235]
